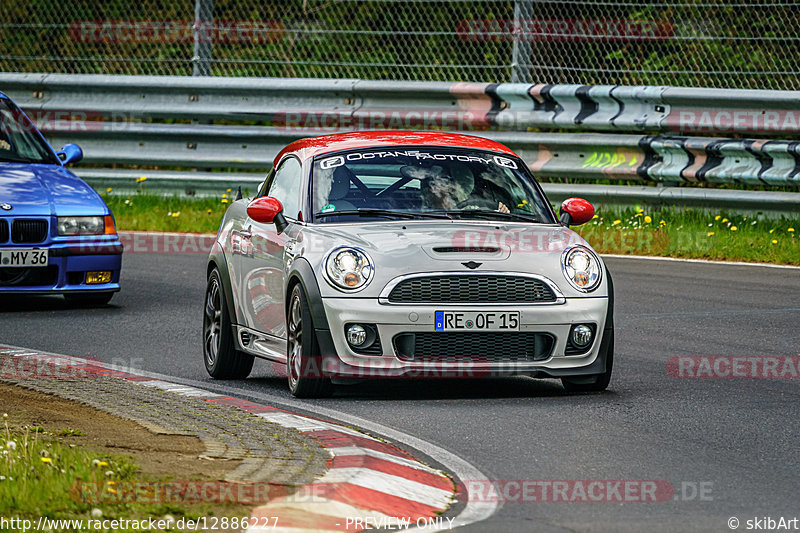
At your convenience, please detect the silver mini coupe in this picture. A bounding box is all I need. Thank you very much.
[204,131,613,397]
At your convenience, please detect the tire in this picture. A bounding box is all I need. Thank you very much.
[64,292,114,306]
[286,283,333,398]
[203,268,254,379]
[561,328,614,393]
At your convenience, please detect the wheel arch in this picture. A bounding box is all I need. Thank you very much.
[207,243,239,326]
[286,258,331,332]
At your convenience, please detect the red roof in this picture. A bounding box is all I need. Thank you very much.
[274,130,517,166]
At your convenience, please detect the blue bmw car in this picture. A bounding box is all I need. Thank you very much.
[0,92,122,304]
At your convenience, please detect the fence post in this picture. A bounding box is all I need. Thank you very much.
[511,0,533,82]
[192,0,213,76]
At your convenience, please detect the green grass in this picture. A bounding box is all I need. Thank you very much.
[102,192,231,234]
[103,194,800,265]
[0,420,247,530]
[577,207,800,265]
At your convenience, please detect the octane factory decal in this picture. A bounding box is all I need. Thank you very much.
[493,155,518,169]
[0,203,11,211]
[319,150,509,169]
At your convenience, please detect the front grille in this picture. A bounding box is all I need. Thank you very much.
[393,332,555,363]
[0,266,58,287]
[387,275,557,303]
[11,219,48,244]
[0,219,8,243]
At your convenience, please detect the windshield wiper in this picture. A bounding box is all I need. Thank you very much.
[438,210,543,223]
[315,208,453,220]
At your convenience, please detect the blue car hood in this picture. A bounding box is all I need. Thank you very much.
[0,164,108,217]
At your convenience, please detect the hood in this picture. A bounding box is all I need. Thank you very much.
[300,220,604,299]
[0,163,108,217]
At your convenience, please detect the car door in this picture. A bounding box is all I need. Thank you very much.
[234,156,304,339]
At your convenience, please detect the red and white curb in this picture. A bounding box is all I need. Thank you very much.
[0,346,456,532]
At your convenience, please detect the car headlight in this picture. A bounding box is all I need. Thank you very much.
[325,247,374,291]
[57,216,105,236]
[561,246,602,292]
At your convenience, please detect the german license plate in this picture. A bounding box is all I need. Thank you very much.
[0,249,48,268]
[434,311,520,331]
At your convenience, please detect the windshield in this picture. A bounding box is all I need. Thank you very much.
[0,98,59,164]
[311,147,555,223]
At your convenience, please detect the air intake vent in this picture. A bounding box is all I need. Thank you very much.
[432,246,501,253]
[12,219,48,244]
[393,332,555,363]
[0,219,8,243]
[240,331,252,346]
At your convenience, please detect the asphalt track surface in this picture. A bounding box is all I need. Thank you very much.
[2,253,799,532]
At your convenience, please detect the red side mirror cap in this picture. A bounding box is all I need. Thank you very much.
[247,196,283,224]
[560,197,595,226]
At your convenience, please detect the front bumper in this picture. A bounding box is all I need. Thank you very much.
[318,296,610,378]
[0,241,122,294]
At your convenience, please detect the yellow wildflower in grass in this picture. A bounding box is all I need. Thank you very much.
[207,209,212,215]
[40,457,52,463]
[707,232,715,237]
[136,176,147,183]
[769,229,775,234]
[106,188,112,193]
[592,214,599,219]
[722,218,728,223]
[97,461,108,467]
[644,215,652,224]
[635,212,642,217]
[226,188,232,193]
[772,240,778,244]
[730,226,738,231]
[789,228,795,233]
[221,199,229,204]
[715,215,721,221]
[171,212,180,218]
[612,220,621,226]
[222,194,227,199]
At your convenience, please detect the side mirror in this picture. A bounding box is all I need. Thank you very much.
[559,197,594,226]
[56,144,83,165]
[247,196,288,234]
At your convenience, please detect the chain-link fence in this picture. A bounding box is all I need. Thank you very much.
[2,1,800,89]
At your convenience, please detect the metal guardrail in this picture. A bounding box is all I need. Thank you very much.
[1,73,799,212]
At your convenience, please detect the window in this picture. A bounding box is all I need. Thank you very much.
[310,148,554,224]
[265,157,303,220]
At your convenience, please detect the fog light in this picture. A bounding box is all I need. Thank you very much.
[346,324,367,347]
[86,271,112,284]
[571,325,593,347]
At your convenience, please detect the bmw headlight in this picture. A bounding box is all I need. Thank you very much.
[561,246,602,292]
[57,216,105,236]
[325,247,374,291]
